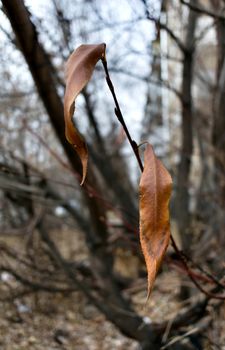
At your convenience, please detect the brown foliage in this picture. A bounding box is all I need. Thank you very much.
[64,43,106,184]
[64,44,173,299]
[139,143,172,298]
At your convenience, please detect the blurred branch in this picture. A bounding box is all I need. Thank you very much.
[0,90,36,99]
[181,0,225,20]
[0,21,16,44]
[141,0,187,53]
[0,266,76,294]
[161,316,211,350]
[108,67,182,99]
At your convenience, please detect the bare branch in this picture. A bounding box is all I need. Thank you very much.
[141,0,187,53]
[181,0,225,21]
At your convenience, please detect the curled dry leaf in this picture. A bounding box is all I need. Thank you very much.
[64,43,106,185]
[139,143,172,299]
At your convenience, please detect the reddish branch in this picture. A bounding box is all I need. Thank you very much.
[102,50,225,301]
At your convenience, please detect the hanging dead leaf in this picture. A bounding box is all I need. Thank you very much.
[64,43,106,185]
[139,143,172,299]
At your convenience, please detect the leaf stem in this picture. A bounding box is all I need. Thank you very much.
[101,59,143,172]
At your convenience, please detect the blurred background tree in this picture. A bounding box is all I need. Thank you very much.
[0,0,224,349]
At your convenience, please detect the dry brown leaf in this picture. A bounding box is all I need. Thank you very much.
[64,43,106,184]
[139,143,172,299]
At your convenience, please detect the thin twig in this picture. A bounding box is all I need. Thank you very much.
[141,0,187,53]
[102,57,225,301]
[101,58,143,172]
[170,236,225,300]
[161,316,211,349]
[180,0,225,21]
[182,252,225,290]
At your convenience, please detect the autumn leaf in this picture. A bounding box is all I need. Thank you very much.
[139,143,172,299]
[64,43,106,185]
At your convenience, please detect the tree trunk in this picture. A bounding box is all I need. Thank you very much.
[175,1,198,253]
[211,0,225,243]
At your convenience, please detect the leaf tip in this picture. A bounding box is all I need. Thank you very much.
[77,143,88,186]
[80,159,88,186]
